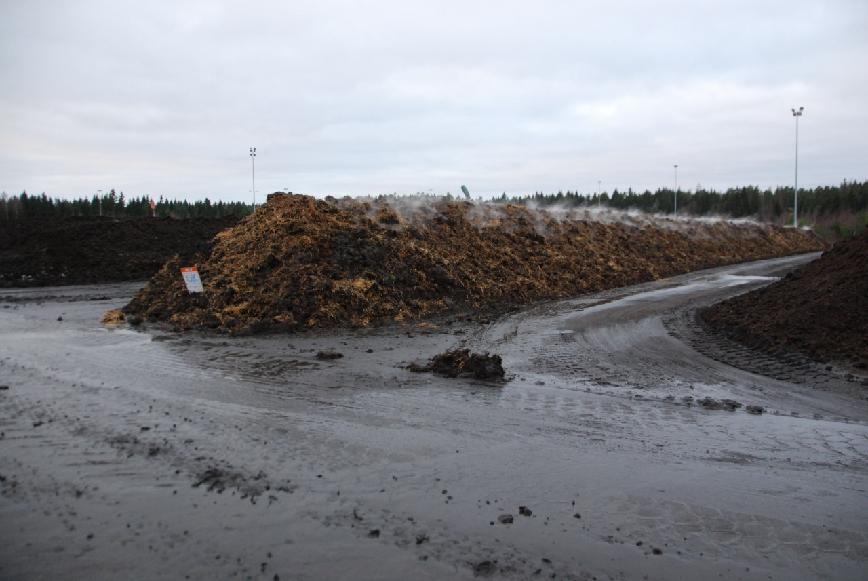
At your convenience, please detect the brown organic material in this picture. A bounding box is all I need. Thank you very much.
[124,194,823,333]
[101,309,125,324]
[702,230,868,368]
[411,349,506,380]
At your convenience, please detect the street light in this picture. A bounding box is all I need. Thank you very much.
[249,147,257,211]
[673,164,679,216]
[97,189,102,217]
[791,107,804,228]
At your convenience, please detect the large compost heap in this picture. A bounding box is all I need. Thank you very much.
[702,230,868,368]
[124,193,823,333]
[0,216,238,287]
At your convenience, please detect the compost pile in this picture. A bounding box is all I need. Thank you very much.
[124,194,823,333]
[702,230,868,368]
[0,216,238,287]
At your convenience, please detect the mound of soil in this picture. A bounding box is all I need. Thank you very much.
[702,231,868,368]
[0,216,239,287]
[124,194,822,333]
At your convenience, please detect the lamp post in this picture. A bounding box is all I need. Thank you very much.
[97,189,102,217]
[249,147,257,211]
[791,107,804,228]
[673,164,679,216]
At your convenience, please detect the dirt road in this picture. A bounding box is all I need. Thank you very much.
[1,253,866,580]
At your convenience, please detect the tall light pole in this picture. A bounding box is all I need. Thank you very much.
[673,164,679,216]
[97,189,103,217]
[249,146,257,212]
[791,107,804,228]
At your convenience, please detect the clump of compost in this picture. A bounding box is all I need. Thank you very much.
[410,349,506,380]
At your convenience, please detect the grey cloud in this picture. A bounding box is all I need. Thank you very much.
[1,0,866,200]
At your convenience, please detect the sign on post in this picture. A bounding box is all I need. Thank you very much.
[180,267,204,293]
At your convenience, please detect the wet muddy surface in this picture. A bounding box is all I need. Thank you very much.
[1,254,866,580]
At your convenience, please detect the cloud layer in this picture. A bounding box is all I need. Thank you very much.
[1,0,866,200]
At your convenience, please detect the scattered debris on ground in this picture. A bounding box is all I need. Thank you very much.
[191,465,269,499]
[410,349,506,380]
[473,560,497,577]
[698,397,743,411]
[315,350,343,360]
[101,309,125,324]
[702,230,867,369]
[123,194,822,333]
[0,217,238,287]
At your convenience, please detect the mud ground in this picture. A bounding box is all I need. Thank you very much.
[1,253,866,580]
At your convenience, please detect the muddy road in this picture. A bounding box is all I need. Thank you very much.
[1,253,866,580]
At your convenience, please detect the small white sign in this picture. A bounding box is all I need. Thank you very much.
[180,266,204,293]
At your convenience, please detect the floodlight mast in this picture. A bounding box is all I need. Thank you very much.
[673,164,679,216]
[249,147,257,212]
[791,107,804,228]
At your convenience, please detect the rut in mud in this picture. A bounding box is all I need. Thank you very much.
[124,193,823,333]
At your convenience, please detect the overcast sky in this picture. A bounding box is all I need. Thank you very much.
[1,0,866,201]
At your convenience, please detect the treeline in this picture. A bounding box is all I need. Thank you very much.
[497,181,868,225]
[0,189,252,222]
[3,182,866,228]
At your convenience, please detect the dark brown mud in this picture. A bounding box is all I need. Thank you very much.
[702,230,868,369]
[1,254,866,580]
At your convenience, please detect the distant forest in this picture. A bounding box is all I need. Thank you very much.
[498,180,867,221]
[0,189,252,222]
[2,182,866,236]
[496,180,868,238]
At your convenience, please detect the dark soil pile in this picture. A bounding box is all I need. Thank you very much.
[124,194,823,333]
[702,230,868,368]
[0,216,238,287]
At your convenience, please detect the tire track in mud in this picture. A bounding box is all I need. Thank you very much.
[0,388,593,581]
[2,255,867,581]
[454,256,868,480]
[606,496,868,569]
[665,308,868,403]
[2,338,616,580]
